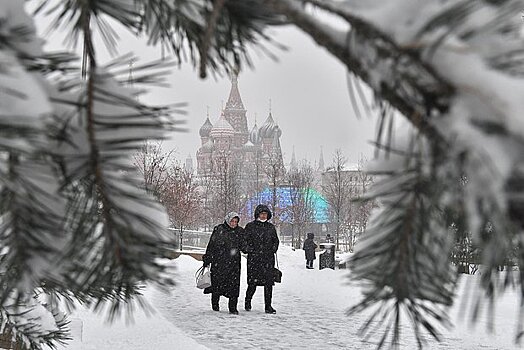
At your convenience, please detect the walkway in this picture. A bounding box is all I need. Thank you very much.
[152,248,519,350]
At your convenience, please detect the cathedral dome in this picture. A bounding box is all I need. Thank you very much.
[199,117,213,137]
[210,113,234,138]
[259,112,282,139]
[249,123,261,144]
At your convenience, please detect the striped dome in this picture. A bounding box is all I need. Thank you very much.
[210,113,234,138]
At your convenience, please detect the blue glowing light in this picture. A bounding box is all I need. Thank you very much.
[243,187,329,223]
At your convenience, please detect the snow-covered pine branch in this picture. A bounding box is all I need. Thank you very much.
[0,0,282,346]
[0,1,72,347]
[3,0,524,348]
[263,0,524,347]
[1,295,69,349]
[265,0,453,141]
[2,0,183,347]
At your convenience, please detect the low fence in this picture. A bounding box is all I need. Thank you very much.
[280,235,354,252]
[168,228,211,251]
[169,230,356,253]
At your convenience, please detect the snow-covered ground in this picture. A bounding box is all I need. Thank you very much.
[65,247,521,349]
[62,289,208,350]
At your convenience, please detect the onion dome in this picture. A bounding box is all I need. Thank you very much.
[249,122,261,144]
[201,139,214,152]
[259,112,282,139]
[199,117,213,137]
[210,113,234,138]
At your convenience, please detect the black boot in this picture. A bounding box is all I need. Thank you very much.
[264,285,276,314]
[245,284,256,311]
[211,293,220,311]
[307,260,314,269]
[229,297,239,315]
[265,307,276,314]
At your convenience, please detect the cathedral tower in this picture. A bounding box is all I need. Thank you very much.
[223,73,249,148]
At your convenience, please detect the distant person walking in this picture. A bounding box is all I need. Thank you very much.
[303,232,317,269]
[242,204,279,314]
[325,233,334,243]
[202,212,243,314]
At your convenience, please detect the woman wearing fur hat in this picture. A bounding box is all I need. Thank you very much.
[242,204,279,314]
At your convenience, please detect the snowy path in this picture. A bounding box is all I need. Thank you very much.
[152,247,521,350]
[152,254,375,350]
[155,285,373,349]
[61,288,209,350]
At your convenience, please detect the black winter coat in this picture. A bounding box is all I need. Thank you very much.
[202,223,243,298]
[243,205,279,286]
[303,238,317,261]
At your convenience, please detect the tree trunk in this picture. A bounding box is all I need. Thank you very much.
[291,223,295,250]
[179,225,184,251]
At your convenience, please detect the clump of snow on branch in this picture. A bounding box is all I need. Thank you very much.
[0,0,178,347]
[343,0,524,237]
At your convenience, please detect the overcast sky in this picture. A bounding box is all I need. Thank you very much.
[34,9,377,167]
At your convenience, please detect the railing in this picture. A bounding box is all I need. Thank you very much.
[280,235,354,252]
[169,229,356,252]
[168,228,211,251]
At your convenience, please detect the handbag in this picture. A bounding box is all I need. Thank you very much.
[273,254,282,283]
[195,266,211,289]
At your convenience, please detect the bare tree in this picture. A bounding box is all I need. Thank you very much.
[351,156,374,238]
[287,160,316,249]
[332,156,375,252]
[243,148,264,210]
[210,150,243,222]
[263,151,285,225]
[322,149,353,251]
[163,165,202,250]
[253,149,263,203]
[197,166,216,231]
[133,141,175,199]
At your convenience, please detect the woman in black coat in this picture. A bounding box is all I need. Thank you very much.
[303,232,317,269]
[242,204,279,314]
[202,212,243,314]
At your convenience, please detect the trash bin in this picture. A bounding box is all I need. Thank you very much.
[319,243,335,270]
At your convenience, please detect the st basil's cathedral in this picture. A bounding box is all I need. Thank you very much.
[196,74,284,191]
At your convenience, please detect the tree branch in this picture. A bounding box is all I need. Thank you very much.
[200,0,228,78]
[264,0,452,142]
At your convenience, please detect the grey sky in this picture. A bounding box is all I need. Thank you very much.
[34,9,376,167]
